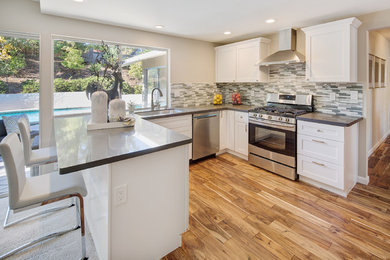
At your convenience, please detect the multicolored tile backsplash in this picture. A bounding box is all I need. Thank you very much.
[171,63,363,116]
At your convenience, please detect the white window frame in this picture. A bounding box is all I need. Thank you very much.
[51,34,171,111]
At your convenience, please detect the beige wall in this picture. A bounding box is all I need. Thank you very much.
[356,8,390,180]
[0,0,215,146]
[368,31,390,153]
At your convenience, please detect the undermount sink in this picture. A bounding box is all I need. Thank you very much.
[136,109,184,117]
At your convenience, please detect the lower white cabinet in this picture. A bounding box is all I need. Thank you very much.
[234,112,248,156]
[149,115,193,159]
[297,120,358,197]
[220,110,248,158]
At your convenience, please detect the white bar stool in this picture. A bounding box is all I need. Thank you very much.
[0,133,88,259]
[18,117,57,167]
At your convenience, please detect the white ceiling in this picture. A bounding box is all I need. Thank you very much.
[39,0,390,43]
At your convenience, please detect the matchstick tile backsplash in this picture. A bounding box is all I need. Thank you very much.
[171,63,363,116]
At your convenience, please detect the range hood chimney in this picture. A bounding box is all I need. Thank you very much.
[257,28,305,66]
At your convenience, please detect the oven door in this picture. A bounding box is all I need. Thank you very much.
[248,121,296,166]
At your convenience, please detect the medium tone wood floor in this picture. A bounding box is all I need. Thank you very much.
[369,135,390,189]
[163,153,390,260]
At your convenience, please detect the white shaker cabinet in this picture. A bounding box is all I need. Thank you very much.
[148,115,193,159]
[215,37,270,83]
[297,120,358,197]
[216,46,237,83]
[234,112,248,156]
[219,110,248,158]
[302,17,361,82]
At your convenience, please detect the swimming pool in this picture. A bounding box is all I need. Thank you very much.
[0,107,91,123]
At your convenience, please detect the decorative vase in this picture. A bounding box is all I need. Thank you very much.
[91,91,108,123]
[109,99,126,122]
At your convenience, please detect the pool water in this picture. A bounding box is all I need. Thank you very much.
[0,107,91,123]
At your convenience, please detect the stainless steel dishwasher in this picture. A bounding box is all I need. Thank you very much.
[192,112,220,160]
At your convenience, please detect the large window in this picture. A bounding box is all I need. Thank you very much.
[0,32,40,123]
[0,32,40,197]
[53,37,168,112]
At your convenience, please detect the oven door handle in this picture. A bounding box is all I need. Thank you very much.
[250,120,296,132]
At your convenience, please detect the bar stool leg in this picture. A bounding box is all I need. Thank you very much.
[76,195,87,260]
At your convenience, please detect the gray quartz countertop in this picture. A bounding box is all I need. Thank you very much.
[54,115,192,174]
[297,112,363,127]
[137,104,255,120]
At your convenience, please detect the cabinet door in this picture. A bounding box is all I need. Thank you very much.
[236,42,259,82]
[226,111,235,150]
[303,18,361,82]
[219,111,227,150]
[306,29,348,82]
[234,112,248,156]
[216,46,237,82]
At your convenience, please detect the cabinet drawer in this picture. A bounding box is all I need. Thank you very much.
[235,111,248,123]
[298,154,343,189]
[297,134,344,165]
[297,120,344,142]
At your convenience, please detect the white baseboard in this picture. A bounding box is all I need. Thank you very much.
[357,176,370,185]
[217,149,248,160]
[368,129,390,156]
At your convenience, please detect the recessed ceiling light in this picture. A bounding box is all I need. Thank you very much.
[73,0,84,2]
[224,31,232,35]
[265,19,276,24]
[155,25,164,29]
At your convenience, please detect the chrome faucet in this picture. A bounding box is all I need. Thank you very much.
[151,88,163,111]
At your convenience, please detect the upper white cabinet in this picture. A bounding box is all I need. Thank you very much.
[216,46,237,83]
[302,17,362,82]
[215,38,270,83]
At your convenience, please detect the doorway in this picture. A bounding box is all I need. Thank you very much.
[367,27,390,189]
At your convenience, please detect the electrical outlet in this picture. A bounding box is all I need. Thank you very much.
[330,93,336,101]
[350,91,358,100]
[114,184,127,206]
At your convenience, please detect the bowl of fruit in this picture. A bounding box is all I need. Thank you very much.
[232,93,242,105]
[213,93,223,105]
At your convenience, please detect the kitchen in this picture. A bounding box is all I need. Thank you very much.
[0,0,390,259]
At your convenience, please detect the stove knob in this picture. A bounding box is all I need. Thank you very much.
[278,117,283,121]
[268,115,272,120]
[285,118,290,123]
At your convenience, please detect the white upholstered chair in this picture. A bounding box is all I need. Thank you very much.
[0,133,88,259]
[18,117,57,167]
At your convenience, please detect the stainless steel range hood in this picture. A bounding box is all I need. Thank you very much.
[257,28,305,66]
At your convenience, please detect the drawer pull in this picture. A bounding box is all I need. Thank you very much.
[312,161,326,167]
[312,139,326,144]
[317,129,323,132]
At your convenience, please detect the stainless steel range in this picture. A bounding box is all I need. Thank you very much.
[248,93,313,180]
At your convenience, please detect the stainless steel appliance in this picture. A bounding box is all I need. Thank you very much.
[248,93,312,180]
[192,112,220,160]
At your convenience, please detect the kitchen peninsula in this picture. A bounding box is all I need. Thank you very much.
[54,115,191,260]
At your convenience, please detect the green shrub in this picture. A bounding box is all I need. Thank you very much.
[21,79,39,93]
[122,83,142,95]
[0,81,7,94]
[54,76,114,92]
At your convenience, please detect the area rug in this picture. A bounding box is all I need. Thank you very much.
[0,197,98,259]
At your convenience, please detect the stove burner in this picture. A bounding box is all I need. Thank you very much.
[250,106,307,117]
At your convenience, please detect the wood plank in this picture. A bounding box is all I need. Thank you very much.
[162,153,390,260]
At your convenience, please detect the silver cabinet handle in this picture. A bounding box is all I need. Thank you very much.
[312,139,326,144]
[312,161,326,167]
